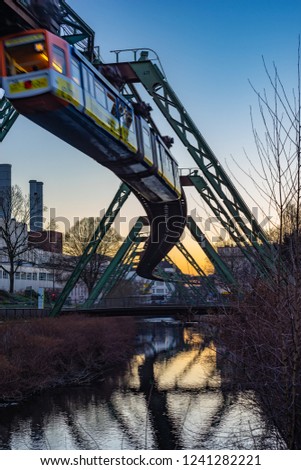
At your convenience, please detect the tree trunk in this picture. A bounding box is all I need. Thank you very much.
[9,259,14,293]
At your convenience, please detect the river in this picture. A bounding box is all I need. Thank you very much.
[0,317,279,450]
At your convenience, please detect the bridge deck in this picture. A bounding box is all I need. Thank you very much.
[70,303,232,317]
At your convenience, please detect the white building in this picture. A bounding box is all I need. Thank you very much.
[0,246,89,304]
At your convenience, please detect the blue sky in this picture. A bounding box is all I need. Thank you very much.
[1,0,301,240]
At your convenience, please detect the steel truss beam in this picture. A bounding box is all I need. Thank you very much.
[124,59,275,275]
[185,173,270,277]
[50,183,131,316]
[176,241,219,295]
[163,255,206,303]
[154,265,191,304]
[0,94,18,142]
[99,239,144,301]
[59,1,96,62]
[187,216,237,286]
[84,217,146,307]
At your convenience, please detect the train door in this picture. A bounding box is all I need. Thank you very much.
[69,56,84,110]
[49,35,77,105]
[161,150,175,187]
[82,65,93,118]
[172,161,181,195]
[106,90,120,139]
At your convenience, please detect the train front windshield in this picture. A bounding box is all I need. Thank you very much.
[4,33,48,76]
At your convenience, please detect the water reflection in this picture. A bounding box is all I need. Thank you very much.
[0,319,278,449]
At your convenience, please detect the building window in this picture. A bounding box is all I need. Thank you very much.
[47,273,54,281]
[39,272,47,281]
[3,271,8,279]
[21,272,26,280]
[15,272,20,280]
[0,270,2,279]
[156,288,164,294]
[26,273,32,280]
[32,273,37,281]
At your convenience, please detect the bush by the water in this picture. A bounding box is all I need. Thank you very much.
[0,315,136,401]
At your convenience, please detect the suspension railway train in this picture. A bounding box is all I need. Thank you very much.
[0,29,186,279]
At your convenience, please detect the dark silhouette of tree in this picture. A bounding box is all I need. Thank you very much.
[222,48,301,449]
[63,217,121,294]
[0,185,31,293]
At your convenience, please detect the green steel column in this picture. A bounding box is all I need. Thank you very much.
[99,242,142,301]
[176,241,219,295]
[154,265,185,301]
[187,216,237,287]
[187,174,270,277]
[129,60,274,273]
[50,183,131,316]
[164,255,206,303]
[152,266,174,295]
[0,95,18,142]
[84,217,145,307]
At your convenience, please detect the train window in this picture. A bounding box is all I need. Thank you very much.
[172,161,181,192]
[95,82,107,108]
[163,151,175,185]
[156,141,163,173]
[82,67,89,91]
[88,72,95,97]
[107,92,117,115]
[120,104,133,130]
[52,45,66,74]
[141,125,154,164]
[71,58,81,85]
[4,34,48,75]
[143,126,151,149]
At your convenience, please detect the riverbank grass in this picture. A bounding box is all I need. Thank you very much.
[0,315,136,402]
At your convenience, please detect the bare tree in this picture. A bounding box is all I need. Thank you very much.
[63,217,121,294]
[0,185,31,293]
[221,47,301,449]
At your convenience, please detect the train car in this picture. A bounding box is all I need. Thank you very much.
[0,29,187,279]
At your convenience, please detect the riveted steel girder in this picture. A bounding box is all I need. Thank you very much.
[0,95,18,142]
[50,183,131,316]
[187,174,270,277]
[164,255,206,303]
[129,60,275,275]
[84,217,145,307]
[176,241,218,295]
[187,216,237,286]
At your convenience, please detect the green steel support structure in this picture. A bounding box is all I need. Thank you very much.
[164,255,206,303]
[121,58,274,276]
[0,95,18,142]
[50,183,131,316]
[154,265,189,303]
[98,240,143,302]
[185,173,270,276]
[84,217,145,307]
[59,0,96,62]
[187,216,237,286]
[95,230,150,302]
[176,241,219,295]
[0,3,255,304]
